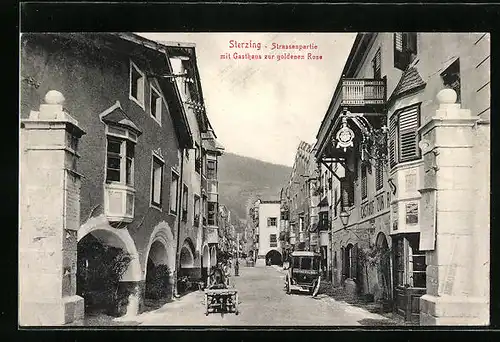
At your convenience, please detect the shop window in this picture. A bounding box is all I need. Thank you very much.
[394,33,417,70]
[393,234,426,288]
[441,58,461,103]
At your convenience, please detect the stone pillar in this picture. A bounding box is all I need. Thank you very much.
[418,89,489,325]
[20,91,86,325]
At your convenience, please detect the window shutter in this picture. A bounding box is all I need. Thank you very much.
[398,105,420,162]
[375,159,384,190]
[361,164,367,199]
[406,32,418,55]
[389,114,398,168]
[394,33,407,70]
[341,247,346,280]
[352,244,358,280]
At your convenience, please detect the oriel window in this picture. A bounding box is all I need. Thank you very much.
[106,137,135,187]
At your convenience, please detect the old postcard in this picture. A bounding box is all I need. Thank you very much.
[19,31,490,327]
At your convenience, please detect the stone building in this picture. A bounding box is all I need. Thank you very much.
[19,33,223,325]
[251,199,282,266]
[313,33,489,325]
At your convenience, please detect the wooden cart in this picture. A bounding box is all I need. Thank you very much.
[204,288,239,316]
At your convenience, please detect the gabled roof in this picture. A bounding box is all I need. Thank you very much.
[99,101,142,135]
[389,65,426,102]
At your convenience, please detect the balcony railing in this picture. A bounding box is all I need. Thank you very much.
[341,78,386,108]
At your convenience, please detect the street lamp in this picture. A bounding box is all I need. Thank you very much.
[339,210,350,227]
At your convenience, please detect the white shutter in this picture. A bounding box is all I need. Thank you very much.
[398,105,420,162]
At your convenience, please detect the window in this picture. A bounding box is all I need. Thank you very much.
[375,159,384,190]
[207,160,217,179]
[150,154,164,208]
[182,184,188,222]
[441,58,461,103]
[340,174,354,208]
[270,234,277,247]
[202,195,208,226]
[343,244,358,280]
[106,136,135,186]
[208,201,217,226]
[361,163,368,200]
[372,48,381,79]
[319,212,329,231]
[195,143,201,173]
[299,216,304,232]
[194,195,200,227]
[150,85,162,124]
[267,217,277,227]
[389,104,421,167]
[170,171,179,214]
[129,61,145,108]
[333,187,338,217]
[394,33,417,70]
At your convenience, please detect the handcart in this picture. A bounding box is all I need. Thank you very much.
[204,288,239,316]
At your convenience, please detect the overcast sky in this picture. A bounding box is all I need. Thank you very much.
[139,33,356,167]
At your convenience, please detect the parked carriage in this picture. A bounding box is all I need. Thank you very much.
[204,265,239,315]
[284,251,321,296]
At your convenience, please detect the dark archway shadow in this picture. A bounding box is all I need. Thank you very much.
[265,250,282,265]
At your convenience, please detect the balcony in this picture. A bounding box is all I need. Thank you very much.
[341,78,386,112]
[205,226,218,244]
[104,183,135,223]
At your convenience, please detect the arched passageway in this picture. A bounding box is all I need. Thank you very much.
[77,230,139,316]
[144,240,171,300]
[178,239,196,294]
[77,219,142,317]
[265,249,282,266]
[210,246,217,267]
[201,245,210,285]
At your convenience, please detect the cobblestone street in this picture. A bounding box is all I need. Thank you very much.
[106,265,400,326]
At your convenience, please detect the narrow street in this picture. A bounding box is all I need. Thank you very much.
[115,264,396,326]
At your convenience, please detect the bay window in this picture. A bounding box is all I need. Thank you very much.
[207,160,217,179]
[208,201,218,226]
[104,124,137,223]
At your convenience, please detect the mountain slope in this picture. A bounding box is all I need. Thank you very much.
[218,152,291,224]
